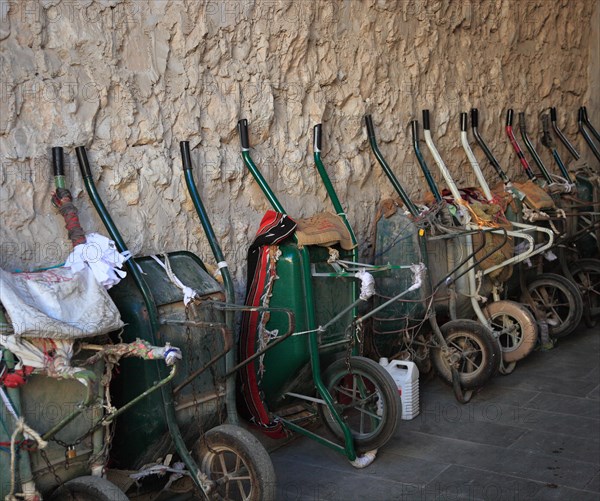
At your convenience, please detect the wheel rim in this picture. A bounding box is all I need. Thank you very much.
[446,333,485,377]
[490,312,524,353]
[201,446,254,501]
[573,266,600,313]
[327,371,385,440]
[529,284,571,329]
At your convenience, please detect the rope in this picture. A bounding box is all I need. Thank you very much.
[150,254,198,305]
[291,326,326,337]
[6,418,46,501]
[52,188,87,247]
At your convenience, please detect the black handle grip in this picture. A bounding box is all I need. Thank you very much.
[506,109,514,127]
[550,107,557,122]
[237,119,249,149]
[578,107,584,122]
[471,108,479,128]
[582,106,588,120]
[313,124,322,151]
[422,110,430,130]
[180,141,192,171]
[75,146,92,178]
[541,114,551,135]
[411,119,419,141]
[365,115,376,140]
[52,147,65,177]
[460,112,467,132]
[518,112,526,131]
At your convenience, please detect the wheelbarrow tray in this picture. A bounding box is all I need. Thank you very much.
[0,355,105,498]
[247,242,354,410]
[107,251,227,469]
[372,212,431,345]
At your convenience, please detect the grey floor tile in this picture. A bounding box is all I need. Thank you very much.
[530,484,600,500]
[585,470,600,492]
[489,370,598,397]
[389,431,599,490]
[524,391,600,418]
[272,434,450,486]
[399,409,528,447]
[423,464,544,501]
[273,456,448,501]
[508,429,600,464]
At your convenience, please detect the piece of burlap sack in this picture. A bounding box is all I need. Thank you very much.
[470,201,514,282]
[512,180,555,210]
[295,211,356,250]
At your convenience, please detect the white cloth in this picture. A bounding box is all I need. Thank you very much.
[0,266,124,339]
[355,270,375,301]
[65,233,129,289]
[0,336,89,382]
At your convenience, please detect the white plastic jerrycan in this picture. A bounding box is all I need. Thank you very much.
[379,358,420,420]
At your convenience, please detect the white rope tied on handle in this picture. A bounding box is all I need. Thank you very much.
[151,254,198,305]
[355,269,375,301]
[408,263,426,293]
[7,417,46,501]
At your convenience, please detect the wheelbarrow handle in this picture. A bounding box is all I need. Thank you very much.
[313,123,322,152]
[52,147,65,177]
[470,108,479,128]
[550,107,557,122]
[422,109,430,130]
[364,114,376,140]
[460,112,467,132]
[180,140,193,171]
[238,118,250,150]
[506,109,514,127]
[76,146,93,178]
[518,111,527,132]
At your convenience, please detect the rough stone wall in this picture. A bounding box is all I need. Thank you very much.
[1,0,597,295]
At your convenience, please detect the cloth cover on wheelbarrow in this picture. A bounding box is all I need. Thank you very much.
[295,211,356,250]
[512,180,556,210]
[423,187,515,282]
[239,210,296,438]
[0,266,123,339]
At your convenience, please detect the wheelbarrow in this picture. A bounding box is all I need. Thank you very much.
[413,109,552,373]
[549,107,600,326]
[74,147,278,500]
[366,115,531,383]
[578,106,600,163]
[0,148,186,500]
[313,118,504,402]
[230,119,405,467]
[473,109,586,339]
[518,109,600,260]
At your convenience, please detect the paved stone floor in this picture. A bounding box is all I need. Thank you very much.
[270,324,600,501]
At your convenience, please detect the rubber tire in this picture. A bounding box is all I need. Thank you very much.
[524,273,584,338]
[570,258,600,328]
[48,476,128,501]
[319,356,400,453]
[431,319,498,390]
[482,300,538,363]
[195,424,276,501]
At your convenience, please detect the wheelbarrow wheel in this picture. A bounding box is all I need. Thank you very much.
[570,258,600,328]
[482,300,538,363]
[318,356,399,453]
[195,424,275,501]
[524,273,583,338]
[431,319,498,389]
[48,475,128,501]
